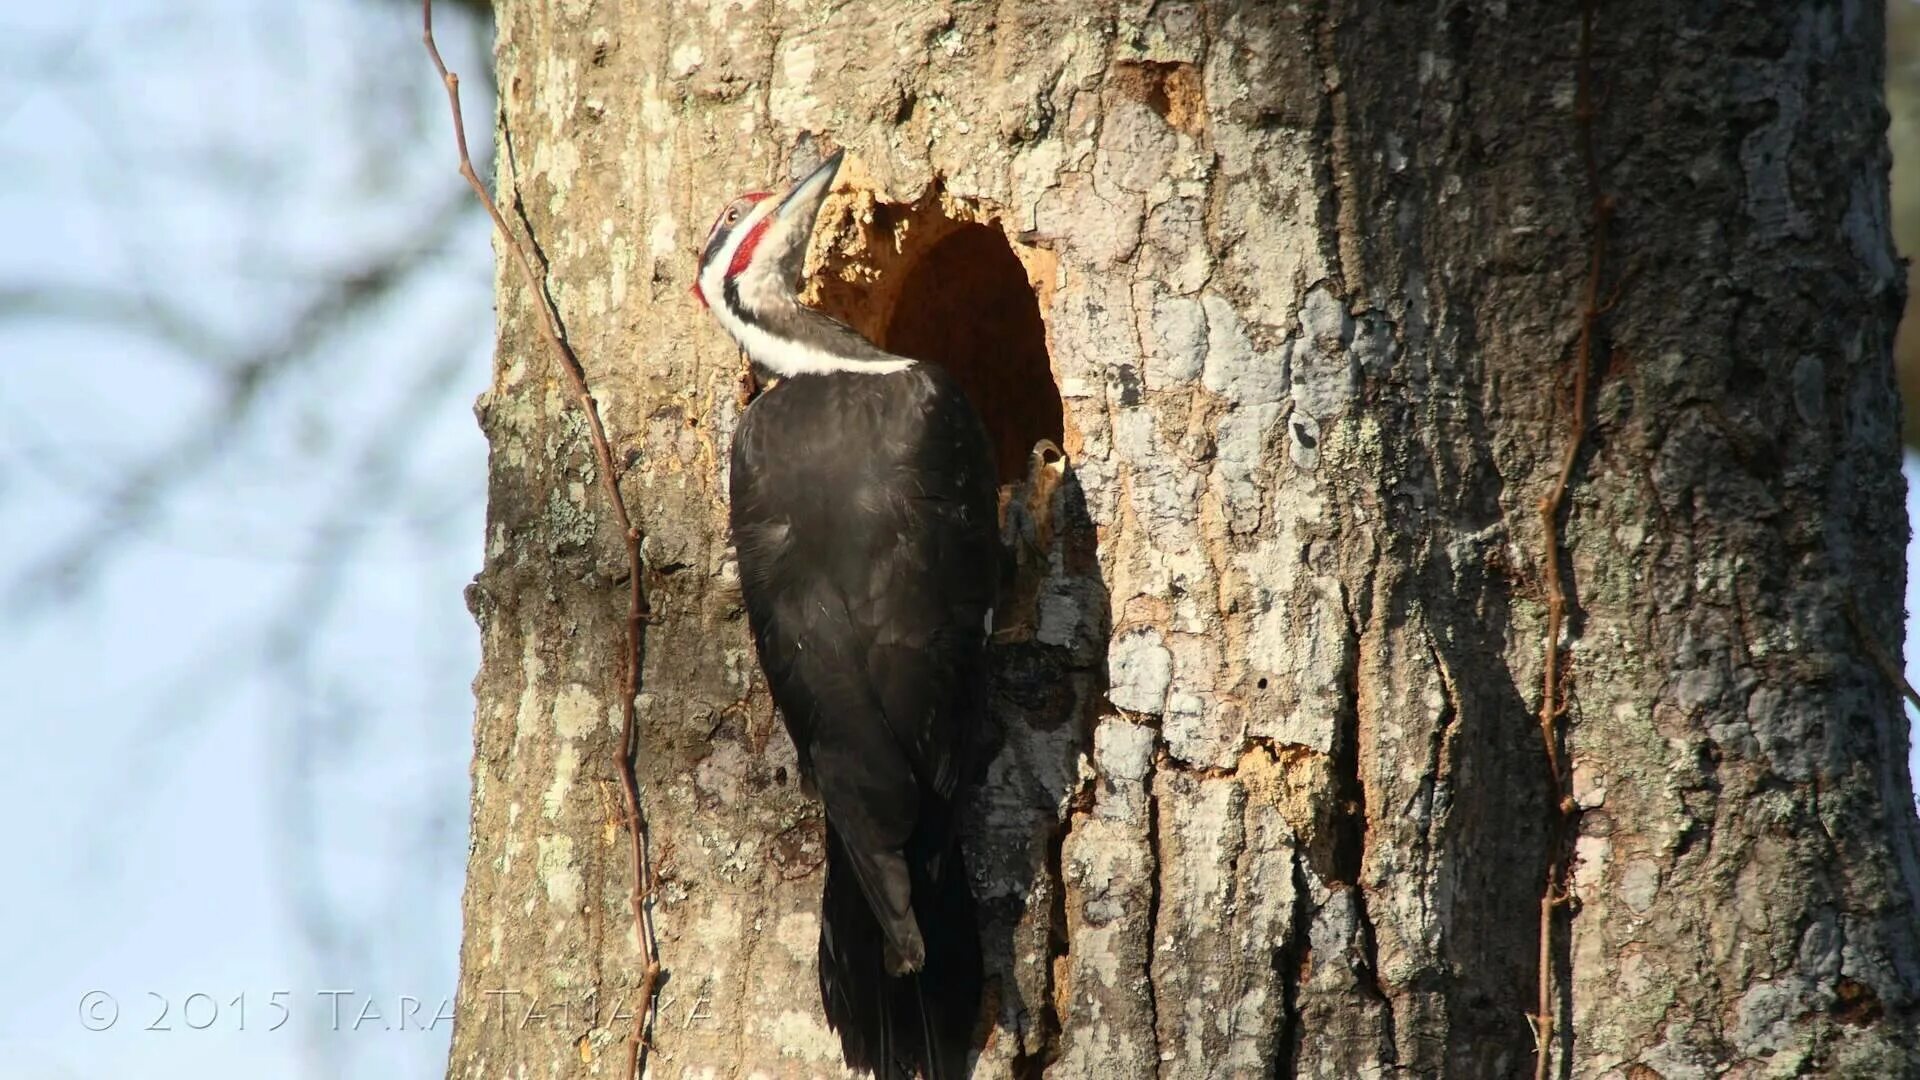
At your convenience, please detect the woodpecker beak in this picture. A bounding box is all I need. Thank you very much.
[755,149,845,290]
[776,149,844,230]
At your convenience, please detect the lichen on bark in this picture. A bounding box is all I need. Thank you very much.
[449,2,1920,1077]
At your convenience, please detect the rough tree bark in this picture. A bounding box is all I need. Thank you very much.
[447,1,1920,1076]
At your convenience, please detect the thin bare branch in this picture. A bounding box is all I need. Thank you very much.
[0,283,233,365]
[1846,596,1920,715]
[422,3,661,1074]
[1533,4,1612,1077]
[2,192,474,615]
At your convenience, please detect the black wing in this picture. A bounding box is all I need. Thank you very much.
[729,364,996,966]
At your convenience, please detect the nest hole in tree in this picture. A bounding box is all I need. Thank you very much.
[804,190,1065,486]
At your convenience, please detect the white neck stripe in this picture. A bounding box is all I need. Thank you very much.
[713,303,914,377]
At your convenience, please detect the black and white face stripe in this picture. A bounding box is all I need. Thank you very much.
[694,151,914,378]
[697,193,769,281]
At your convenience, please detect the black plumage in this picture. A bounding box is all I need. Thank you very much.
[731,366,993,1078]
[698,151,995,1078]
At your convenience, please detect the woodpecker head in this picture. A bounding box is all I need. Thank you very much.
[692,148,844,320]
[691,150,910,379]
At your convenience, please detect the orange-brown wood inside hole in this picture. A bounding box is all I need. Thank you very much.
[878,225,1063,484]
[804,195,1064,486]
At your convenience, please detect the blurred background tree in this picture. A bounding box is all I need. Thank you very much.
[0,1,491,1077]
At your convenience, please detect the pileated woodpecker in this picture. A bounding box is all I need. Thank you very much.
[693,150,992,1079]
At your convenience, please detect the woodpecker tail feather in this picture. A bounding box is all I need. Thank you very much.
[819,825,981,1079]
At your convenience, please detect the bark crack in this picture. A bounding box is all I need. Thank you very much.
[1273,846,1312,1080]
[1015,808,1077,1078]
[730,891,764,1072]
[1144,742,1168,1057]
[1305,0,1348,291]
[1415,640,1462,922]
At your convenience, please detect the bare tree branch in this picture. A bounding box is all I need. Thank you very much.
[3,191,476,615]
[0,283,233,365]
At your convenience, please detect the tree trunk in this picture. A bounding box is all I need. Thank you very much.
[448,2,1920,1076]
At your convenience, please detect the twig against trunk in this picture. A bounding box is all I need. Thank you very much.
[1532,3,1613,1077]
[1845,596,1920,715]
[422,4,662,1075]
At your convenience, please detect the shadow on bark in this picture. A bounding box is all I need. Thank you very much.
[1405,394,1556,1075]
[972,461,1108,1075]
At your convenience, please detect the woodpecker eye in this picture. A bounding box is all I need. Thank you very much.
[725,207,741,225]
